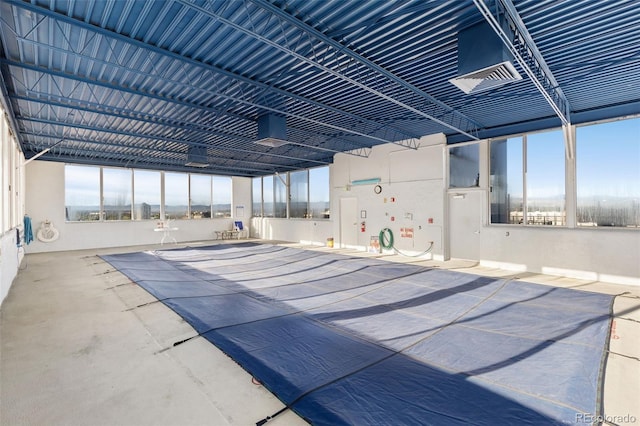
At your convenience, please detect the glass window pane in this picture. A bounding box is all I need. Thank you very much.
[449,144,480,188]
[65,165,101,221]
[134,170,161,220]
[526,130,565,226]
[577,117,640,228]
[212,176,232,218]
[309,166,330,219]
[289,170,308,218]
[252,177,262,217]
[490,138,523,224]
[190,174,212,219]
[103,168,132,221]
[263,175,274,217]
[274,173,287,218]
[164,172,189,220]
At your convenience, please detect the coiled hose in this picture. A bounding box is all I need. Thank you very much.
[378,228,434,257]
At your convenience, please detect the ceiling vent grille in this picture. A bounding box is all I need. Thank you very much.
[450,21,522,94]
[449,61,521,94]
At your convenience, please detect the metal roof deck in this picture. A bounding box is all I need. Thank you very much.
[1,0,638,176]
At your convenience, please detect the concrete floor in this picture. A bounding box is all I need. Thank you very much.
[2,239,639,426]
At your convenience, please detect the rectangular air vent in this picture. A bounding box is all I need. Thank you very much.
[449,61,521,94]
[450,21,522,94]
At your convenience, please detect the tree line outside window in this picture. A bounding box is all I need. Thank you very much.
[252,166,330,219]
[65,165,232,222]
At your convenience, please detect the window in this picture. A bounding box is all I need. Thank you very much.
[64,165,236,222]
[1,116,8,231]
[103,168,132,220]
[490,130,565,226]
[309,166,330,219]
[65,165,101,221]
[274,173,287,218]
[526,130,565,226]
[164,172,189,220]
[212,176,232,218]
[252,177,262,217]
[263,175,274,217]
[449,144,480,188]
[250,166,330,220]
[133,170,161,220]
[576,117,640,228]
[490,137,523,224]
[289,170,308,218]
[190,174,211,219]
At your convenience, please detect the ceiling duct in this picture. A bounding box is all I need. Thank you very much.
[254,114,288,147]
[449,21,522,94]
[185,145,209,167]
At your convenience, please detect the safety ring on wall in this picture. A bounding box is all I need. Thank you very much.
[374,184,382,194]
[37,220,60,243]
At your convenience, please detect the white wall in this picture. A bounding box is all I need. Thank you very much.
[257,132,639,285]
[0,103,25,306]
[253,134,447,252]
[24,161,253,253]
[1,230,23,304]
[480,225,640,285]
[446,182,640,285]
[331,134,446,257]
[251,217,333,245]
[22,137,640,286]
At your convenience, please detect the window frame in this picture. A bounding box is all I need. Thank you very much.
[574,116,640,229]
[489,128,567,227]
[64,165,238,222]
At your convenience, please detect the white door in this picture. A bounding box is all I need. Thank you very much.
[449,191,483,260]
[339,197,358,248]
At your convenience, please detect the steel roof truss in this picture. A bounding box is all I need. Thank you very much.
[178,0,433,147]
[5,0,418,146]
[248,0,481,140]
[19,116,332,167]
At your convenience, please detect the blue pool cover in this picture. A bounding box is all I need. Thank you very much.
[102,243,613,425]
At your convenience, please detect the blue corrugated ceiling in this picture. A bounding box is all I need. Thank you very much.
[1,0,638,176]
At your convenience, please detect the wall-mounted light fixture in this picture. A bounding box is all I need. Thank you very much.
[350,177,381,186]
